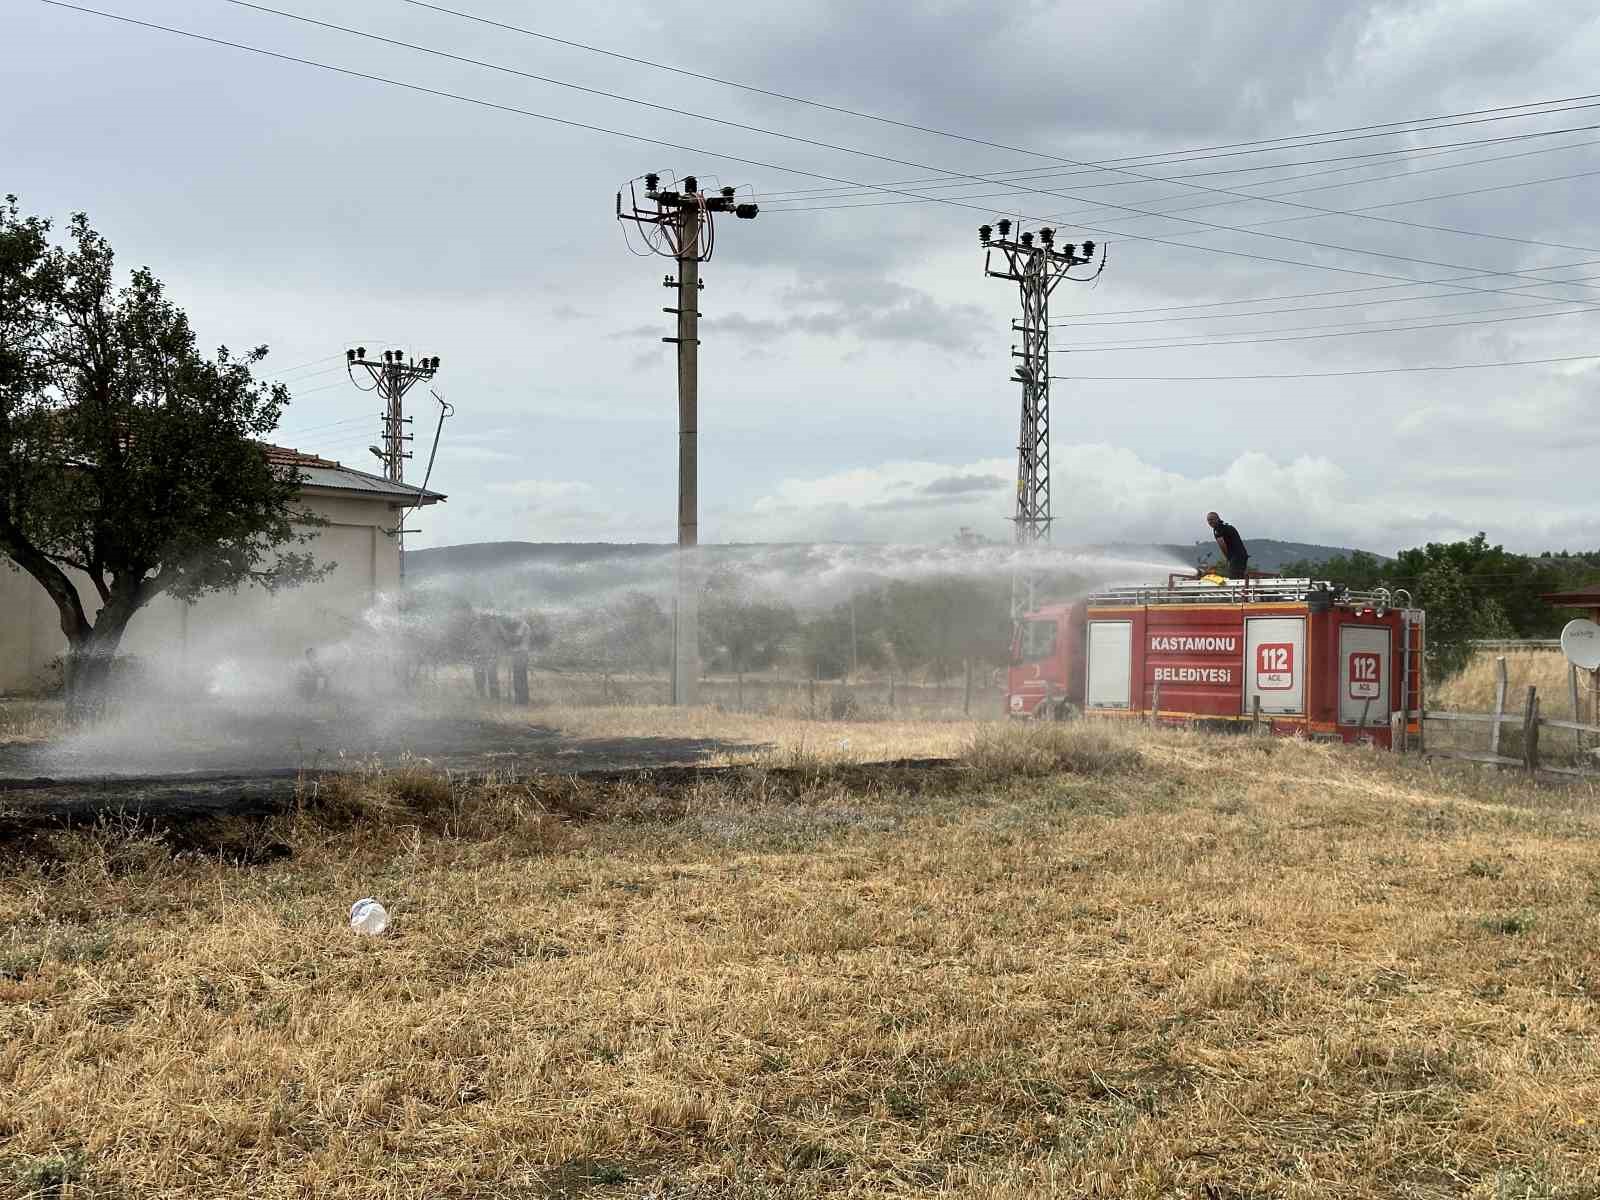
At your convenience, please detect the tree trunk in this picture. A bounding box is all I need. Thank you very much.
[512,653,530,705]
[473,664,487,697]
[64,623,128,726]
[737,669,744,711]
[486,658,501,702]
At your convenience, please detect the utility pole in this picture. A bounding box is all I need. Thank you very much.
[346,346,441,570]
[979,221,1101,619]
[618,172,759,706]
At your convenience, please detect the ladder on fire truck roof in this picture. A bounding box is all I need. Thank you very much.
[1088,578,1414,610]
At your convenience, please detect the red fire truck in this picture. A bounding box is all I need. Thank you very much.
[1007,575,1424,747]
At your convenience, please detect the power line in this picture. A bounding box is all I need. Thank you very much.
[760,129,1600,223]
[759,122,1600,204]
[214,0,1600,295]
[819,147,1600,267]
[1054,272,1600,328]
[397,0,1600,197]
[1043,155,1600,327]
[1051,352,1600,381]
[1059,303,1597,352]
[767,131,1600,262]
[44,0,1600,314]
[273,413,376,440]
[1050,259,1600,320]
[265,352,344,376]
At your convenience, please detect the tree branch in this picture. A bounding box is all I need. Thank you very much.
[0,514,91,643]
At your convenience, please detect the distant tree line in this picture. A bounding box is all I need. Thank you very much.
[387,561,1104,701]
[1281,534,1600,677]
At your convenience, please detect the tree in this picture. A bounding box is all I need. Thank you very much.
[1278,549,1390,590]
[0,199,325,719]
[700,571,799,707]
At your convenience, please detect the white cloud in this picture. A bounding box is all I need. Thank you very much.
[731,441,1583,554]
[484,479,592,501]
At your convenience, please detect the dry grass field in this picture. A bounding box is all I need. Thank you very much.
[1427,649,1597,768]
[502,704,977,767]
[1432,650,1590,721]
[0,701,62,748]
[5,720,1600,1198]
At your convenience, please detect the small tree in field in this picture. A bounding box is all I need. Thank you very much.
[0,198,325,720]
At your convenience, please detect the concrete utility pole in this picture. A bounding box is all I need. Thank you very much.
[979,221,1102,618]
[618,173,759,706]
[346,347,440,570]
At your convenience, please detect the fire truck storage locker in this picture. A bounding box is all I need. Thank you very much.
[1338,623,1391,728]
[1085,620,1132,709]
[1244,616,1306,716]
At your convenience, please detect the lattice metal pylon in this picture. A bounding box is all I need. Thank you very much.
[980,220,1102,618]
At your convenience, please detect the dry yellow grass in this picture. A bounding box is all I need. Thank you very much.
[0,699,63,747]
[1433,648,1591,720]
[505,703,978,767]
[1428,649,1598,766]
[3,722,1600,1197]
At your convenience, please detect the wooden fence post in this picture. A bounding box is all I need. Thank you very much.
[1522,685,1540,773]
[1390,711,1404,751]
[1252,694,1262,734]
[1488,656,1508,758]
[1151,680,1161,724]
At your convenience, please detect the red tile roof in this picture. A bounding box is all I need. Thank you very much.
[262,443,342,469]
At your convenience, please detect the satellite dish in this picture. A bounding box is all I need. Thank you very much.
[1561,618,1600,671]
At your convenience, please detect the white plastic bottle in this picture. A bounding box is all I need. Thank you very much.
[349,898,389,936]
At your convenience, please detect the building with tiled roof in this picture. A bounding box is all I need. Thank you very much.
[0,442,446,693]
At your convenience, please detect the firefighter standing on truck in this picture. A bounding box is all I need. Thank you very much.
[1207,512,1249,580]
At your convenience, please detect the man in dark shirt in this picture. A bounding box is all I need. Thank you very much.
[1207,512,1249,579]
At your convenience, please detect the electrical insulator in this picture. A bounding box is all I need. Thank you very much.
[978,224,992,245]
[997,219,1012,237]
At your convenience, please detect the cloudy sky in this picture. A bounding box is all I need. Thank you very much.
[7,0,1600,555]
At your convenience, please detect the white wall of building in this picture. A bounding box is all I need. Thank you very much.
[0,488,407,693]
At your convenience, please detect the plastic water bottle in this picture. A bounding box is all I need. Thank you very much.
[349,898,389,936]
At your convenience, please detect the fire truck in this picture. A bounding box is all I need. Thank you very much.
[1006,574,1425,747]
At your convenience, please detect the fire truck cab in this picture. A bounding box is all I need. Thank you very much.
[1007,575,1424,747]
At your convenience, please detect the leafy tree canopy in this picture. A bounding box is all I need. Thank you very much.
[0,197,326,714]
